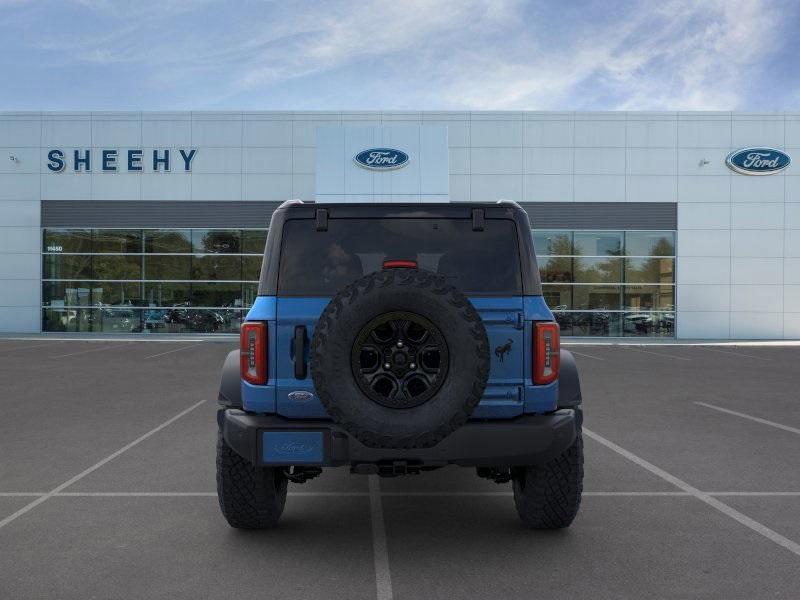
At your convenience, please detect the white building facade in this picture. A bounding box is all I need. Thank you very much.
[0,111,798,339]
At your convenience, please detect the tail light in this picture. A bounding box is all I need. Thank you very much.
[533,322,560,385]
[240,321,267,385]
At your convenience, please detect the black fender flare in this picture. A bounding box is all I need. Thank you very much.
[558,349,582,409]
[218,349,242,409]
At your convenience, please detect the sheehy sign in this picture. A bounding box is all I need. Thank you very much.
[46,148,197,172]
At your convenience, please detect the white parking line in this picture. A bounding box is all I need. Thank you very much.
[0,399,207,531]
[143,344,203,359]
[56,492,218,497]
[50,491,371,497]
[369,476,393,600]
[50,342,134,358]
[584,427,800,558]
[0,342,63,354]
[696,402,800,436]
[623,346,691,361]
[2,490,800,498]
[695,347,771,361]
[568,350,605,361]
[708,492,800,496]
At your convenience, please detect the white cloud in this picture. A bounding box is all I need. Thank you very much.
[426,0,785,110]
[2,0,794,109]
[235,0,519,90]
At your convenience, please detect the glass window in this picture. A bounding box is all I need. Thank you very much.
[192,255,243,281]
[533,231,572,256]
[192,229,241,254]
[144,255,191,280]
[243,256,263,281]
[573,285,622,310]
[242,283,258,308]
[143,282,192,307]
[574,257,622,283]
[279,218,523,295]
[164,308,227,333]
[624,257,674,284]
[623,312,675,337]
[574,231,622,256]
[42,281,92,307]
[571,312,622,337]
[43,254,92,279]
[542,285,572,310]
[553,311,574,337]
[538,256,573,283]
[43,229,92,253]
[144,230,191,253]
[624,285,674,311]
[43,307,94,332]
[93,307,144,333]
[93,230,142,253]
[625,232,675,256]
[242,230,268,254]
[41,227,676,338]
[43,281,143,307]
[191,282,243,307]
[92,255,142,280]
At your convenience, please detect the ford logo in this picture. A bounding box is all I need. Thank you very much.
[726,147,790,175]
[288,391,314,402]
[354,148,409,170]
[274,442,314,455]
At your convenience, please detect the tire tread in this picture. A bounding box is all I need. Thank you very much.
[216,431,287,529]
[512,431,584,529]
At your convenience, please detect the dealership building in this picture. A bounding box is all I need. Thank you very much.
[0,110,798,339]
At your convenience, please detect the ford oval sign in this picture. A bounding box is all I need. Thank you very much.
[354,148,409,170]
[726,147,791,175]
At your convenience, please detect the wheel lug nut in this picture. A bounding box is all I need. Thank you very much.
[384,363,391,369]
[396,341,403,348]
[410,363,416,369]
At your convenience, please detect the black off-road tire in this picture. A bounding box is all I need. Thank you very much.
[512,429,584,529]
[311,268,490,449]
[216,431,288,529]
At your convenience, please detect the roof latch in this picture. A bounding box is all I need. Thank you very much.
[315,208,328,231]
[472,208,485,231]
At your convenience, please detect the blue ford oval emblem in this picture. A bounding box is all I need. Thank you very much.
[354,148,409,170]
[726,147,790,175]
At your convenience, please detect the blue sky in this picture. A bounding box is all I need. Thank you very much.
[1,0,798,111]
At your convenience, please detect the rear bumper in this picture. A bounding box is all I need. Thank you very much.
[219,408,579,468]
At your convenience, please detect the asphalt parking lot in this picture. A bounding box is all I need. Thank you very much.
[1,338,799,599]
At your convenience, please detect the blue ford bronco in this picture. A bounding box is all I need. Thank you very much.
[216,200,583,529]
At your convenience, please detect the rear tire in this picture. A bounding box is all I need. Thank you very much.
[512,430,583,529]
[216,430,287,529]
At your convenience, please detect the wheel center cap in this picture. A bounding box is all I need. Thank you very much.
[392,352,408,366]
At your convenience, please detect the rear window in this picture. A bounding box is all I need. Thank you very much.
[277,218,522,295]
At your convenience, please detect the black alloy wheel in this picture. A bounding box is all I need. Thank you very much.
[351,311,449,409]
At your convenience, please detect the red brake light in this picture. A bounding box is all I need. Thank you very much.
[383,259,418,269]
[240,321,267,385]
[533,322,560,385]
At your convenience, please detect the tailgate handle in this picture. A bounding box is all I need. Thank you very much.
[293,326,308,379]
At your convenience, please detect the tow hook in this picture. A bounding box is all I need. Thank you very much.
[476,466,513,484]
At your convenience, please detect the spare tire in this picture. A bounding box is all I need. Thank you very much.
[310,268,490,449]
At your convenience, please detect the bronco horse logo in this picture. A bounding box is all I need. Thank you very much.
[495,338,513,362]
